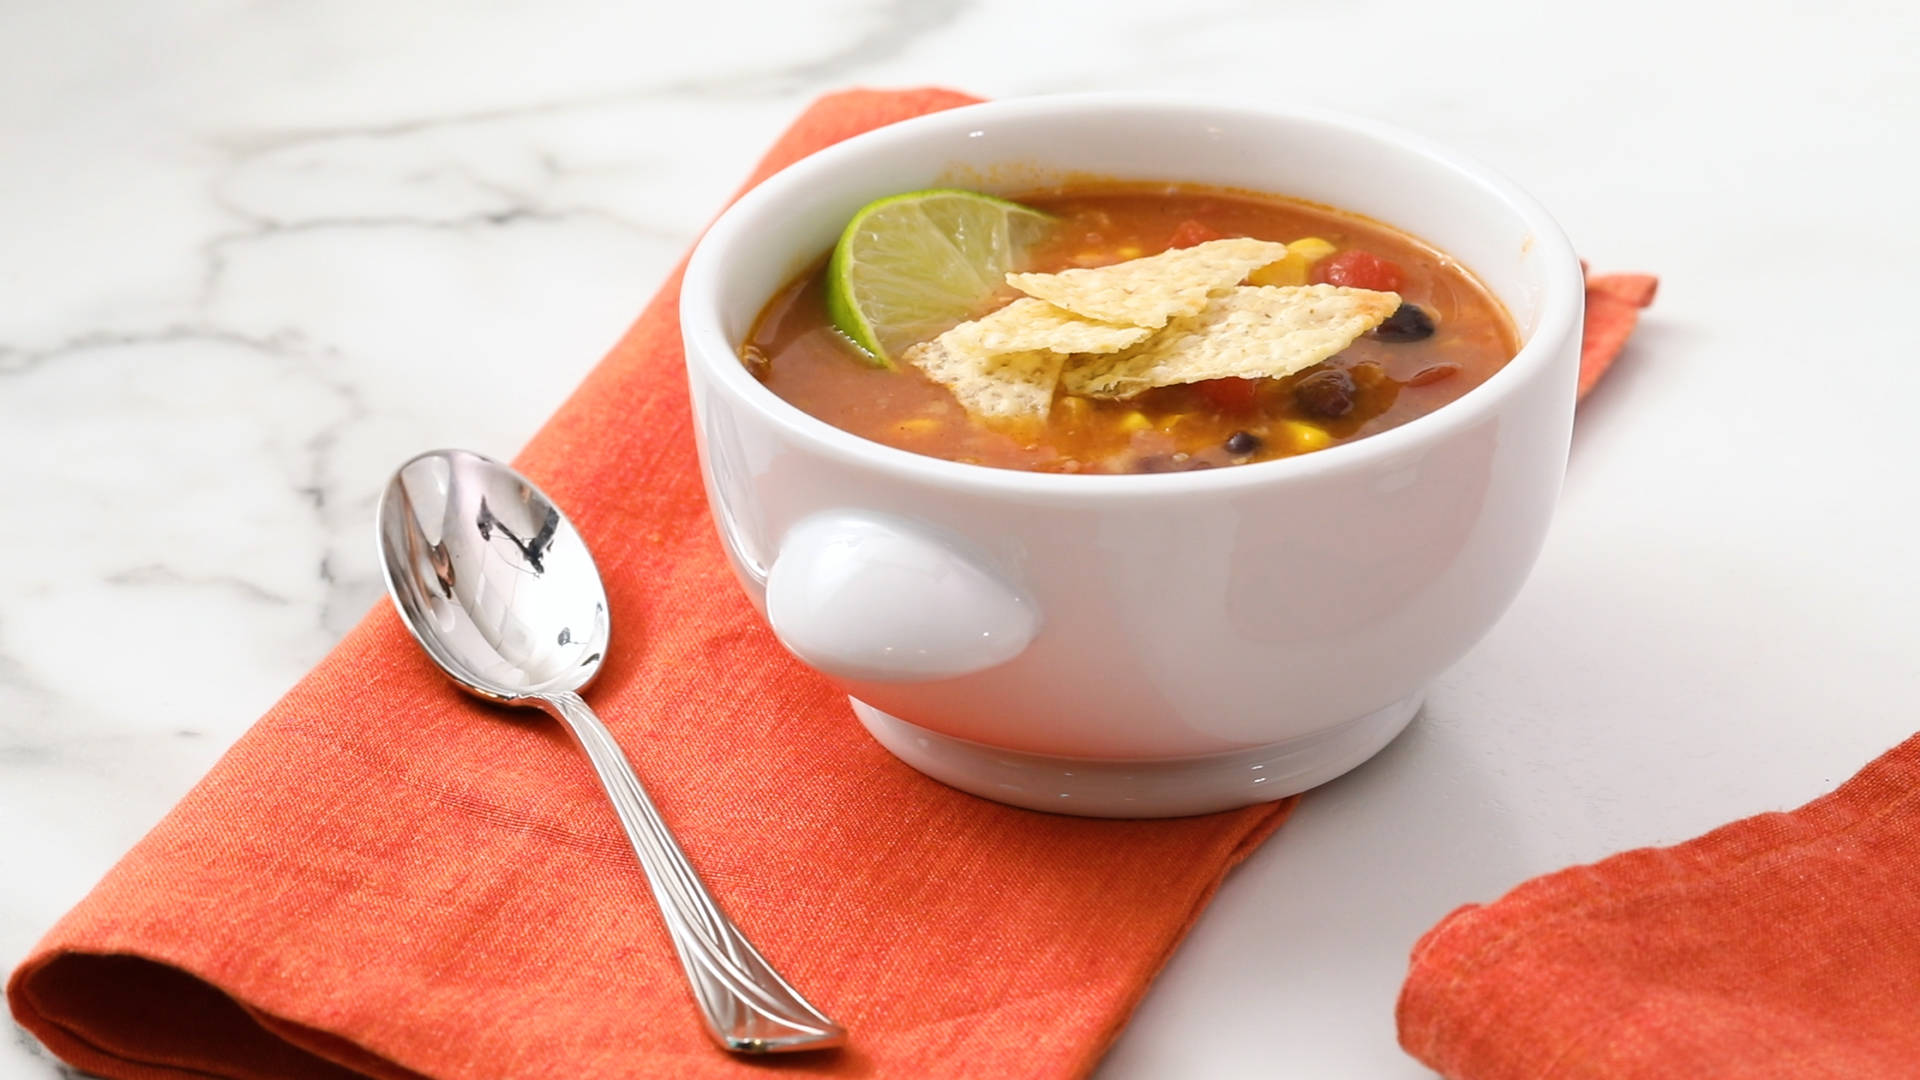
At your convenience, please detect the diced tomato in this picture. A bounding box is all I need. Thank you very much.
[1167,219,1224,249]
[1192,377,1260,412]
[1310,250,1405,291]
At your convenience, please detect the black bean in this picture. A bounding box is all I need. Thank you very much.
[1224,430,1262,456]
[1372,303,1435,343]
[1292,369,1356,418]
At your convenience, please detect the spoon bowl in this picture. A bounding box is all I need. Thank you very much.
[378,449,609,701]
[375,448,845,1054]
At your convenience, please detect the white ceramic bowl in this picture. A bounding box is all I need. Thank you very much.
[681,96,1581,817]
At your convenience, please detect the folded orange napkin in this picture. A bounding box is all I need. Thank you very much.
[1579,270,1656,397]
[7,87,1289,1080]
[9,88,1652,1080]
[1398,734,1920,1077]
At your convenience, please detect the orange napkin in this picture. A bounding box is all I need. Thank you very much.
[1579,271,1657,397]
[1398,732,1920,1077]
[8,88,1652,1080]
[7,87,1289,1080]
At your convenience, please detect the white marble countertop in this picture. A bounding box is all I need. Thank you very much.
[5,1,1918,1077]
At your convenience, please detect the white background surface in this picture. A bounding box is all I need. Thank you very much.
[4,1,1917,1077]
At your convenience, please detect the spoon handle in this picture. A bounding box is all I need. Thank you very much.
[539,690,846,1053]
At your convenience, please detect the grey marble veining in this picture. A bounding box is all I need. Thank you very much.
[6,1,1920,1078]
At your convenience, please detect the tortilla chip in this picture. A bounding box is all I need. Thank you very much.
[947,298,1153,355]
[1061,285,1401,398]
[1005,237,1292,328]
[902,337,1064,421]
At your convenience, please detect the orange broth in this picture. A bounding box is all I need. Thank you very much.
[742,184,1519,473]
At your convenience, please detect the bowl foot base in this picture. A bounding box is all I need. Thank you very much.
[849,694,1422,818]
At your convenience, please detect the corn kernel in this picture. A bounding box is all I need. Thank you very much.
[1288,237,1338,262]
[1117,411,1152,433]
[1157,412,1197,436]
[1055,395,1092,425]
[1280,420,1333,453]
[1248,255,1309,287]
[896,417,941,435]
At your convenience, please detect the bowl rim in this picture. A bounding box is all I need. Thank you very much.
[680,93,1582,503]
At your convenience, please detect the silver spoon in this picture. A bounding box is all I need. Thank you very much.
[375,448,845,1054]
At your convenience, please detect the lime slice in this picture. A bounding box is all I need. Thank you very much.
[826,189,1053,365]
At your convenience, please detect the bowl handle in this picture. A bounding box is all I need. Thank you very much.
[764,511,1040,683]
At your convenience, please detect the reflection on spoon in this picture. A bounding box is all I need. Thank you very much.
[376,448,845,1054]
